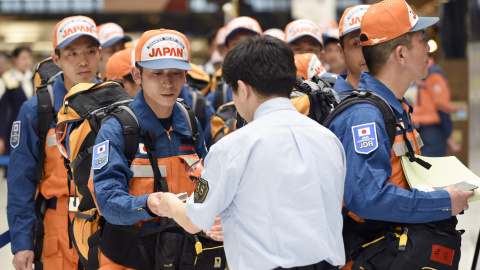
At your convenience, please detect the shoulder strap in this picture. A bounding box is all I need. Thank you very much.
[189,88,207,128]
[323,90,397,148]
[213,78,226,111]
[102,105,140,167]
[36,85,55,181]
[176,101,200,148]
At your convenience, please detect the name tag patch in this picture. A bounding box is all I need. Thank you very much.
[92,140,109,170]
[10,121,21,148]
[194,175,209,203]
[352,122,378,154]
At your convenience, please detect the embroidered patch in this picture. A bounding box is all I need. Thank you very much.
[10,121,21,148]
[352,122,378,154]
[194,175,209,203]
[92,140,109,170]
[430,244,455,266]
[139,143,148,155]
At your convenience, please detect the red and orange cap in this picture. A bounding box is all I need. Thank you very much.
[135,29,192,71]
[98,22,132,48]
[53,16,99,50]
[263,28,286,41]
[224,16,262,45]
[360,0,439,46]
[339,5,371,37]
[294,53,326,79]
[285,19,323,47]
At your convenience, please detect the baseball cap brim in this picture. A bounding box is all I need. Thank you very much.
[137,59,192,71]
[225,28,260,45]
[102,36,133,48]
[56,34,100,49]
[288,33,324,47]
[409,17,439,33]
[340,27,360,37]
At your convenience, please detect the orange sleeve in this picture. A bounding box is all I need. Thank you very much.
[425,73,451,113]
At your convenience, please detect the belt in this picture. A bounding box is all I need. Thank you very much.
[273,260,339,270]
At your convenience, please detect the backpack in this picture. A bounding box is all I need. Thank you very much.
[210,102,246,144]
[32,57,63,270]
[55,81,201,269]
[211,76,398,148]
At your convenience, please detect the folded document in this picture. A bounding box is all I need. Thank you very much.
[401,155,480,203]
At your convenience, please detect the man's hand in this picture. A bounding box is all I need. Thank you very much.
[444,185,474,216]
[13,250,34,270]
[204,216,223,242]
[157,192,178,218]
[0,138,5,155]
[147,192,163,216]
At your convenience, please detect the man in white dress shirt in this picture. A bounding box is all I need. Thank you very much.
[157,35,346,270]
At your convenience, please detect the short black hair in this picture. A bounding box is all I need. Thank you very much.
[222,35,296,99]
[12,47,31,58]
[361,32,413,76]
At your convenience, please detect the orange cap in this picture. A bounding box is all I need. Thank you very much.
[98,22,132,48]
[135,29,192,71]
[360,0,439,46]
[53,16,99,50]
[285,19,323,46]
[224,17,262,45]
[294,53,326,79]
[339,5,371,37]
[106,48,133,80]
[263,28,285,41]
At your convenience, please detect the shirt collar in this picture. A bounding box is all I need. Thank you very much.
[358,71,412,115]
[131,89,192,137]
[253,97,296,120]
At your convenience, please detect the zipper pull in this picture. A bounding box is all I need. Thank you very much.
[166,130,171,141]
[64,100,69,114]
[398,227,408,251]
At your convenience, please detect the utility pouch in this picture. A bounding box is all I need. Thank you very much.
[155,225,226,270]
[70,208,101,266]
[353,217,462,270]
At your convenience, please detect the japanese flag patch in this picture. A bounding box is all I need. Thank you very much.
[352,122,378,154]
[10,121,21,148]
[92,140,109,170]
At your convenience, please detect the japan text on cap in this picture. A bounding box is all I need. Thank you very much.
[285,19,324,46]
[360,0,439,46]
[106,48,133,80]
[98,23,132,48]
[294,53,327,79]
[53,16,99,50]
[135,29,192,71]
[339,5,371,37]
[224,16,262,45]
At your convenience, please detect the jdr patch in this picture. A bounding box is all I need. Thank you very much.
[352,122,378,154]
[92,140,109,170]
[10,121,21,148]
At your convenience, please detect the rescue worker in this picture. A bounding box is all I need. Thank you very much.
[411,53,455,157]
[105,47,141,98]
[157,35,346,270]
[327,1,473,269]
[285,19,337,79]
[92,29,221,269]
[7,16,100,270]
[334,5,370,92]
[0,47,34,157]
[97,22,131,81]
[206,16,262,111]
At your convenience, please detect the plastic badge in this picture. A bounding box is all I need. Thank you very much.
[92,140,109,170]
[352,122,378,154]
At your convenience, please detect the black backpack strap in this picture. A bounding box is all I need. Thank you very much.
[140,129,169,193]
[190,88,207,129]
[176,101,200,149]
[213,78,226,111]
[36,86,55,181]
[323,90,397,148]
[103,105,140,167]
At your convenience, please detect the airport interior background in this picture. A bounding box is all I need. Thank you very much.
[0,0,479,269]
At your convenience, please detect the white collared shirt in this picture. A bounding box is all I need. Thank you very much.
[186,97,346,270]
